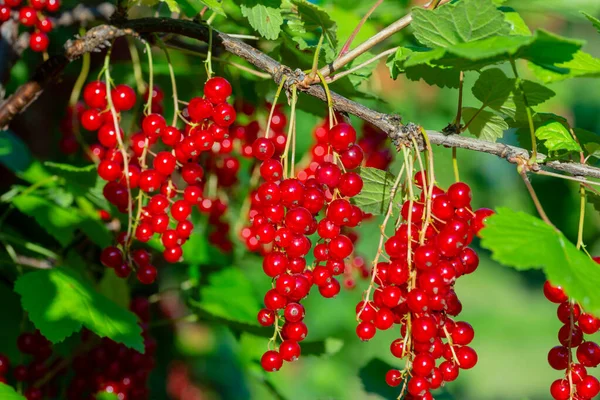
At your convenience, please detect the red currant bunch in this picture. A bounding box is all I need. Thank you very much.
[80,76,235,284]
[0,0,60,53]
[545,279,600,400]
[252,118,365,371]
[356,175,493,397]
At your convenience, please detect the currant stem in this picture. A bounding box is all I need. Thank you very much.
[315,70,335,126]
[518,167,555,229]
[156,37,179,126]
[104,49,134,248]
[452,147,460,182]
[205,23,214,79]
[282,85,298,178]
[144,42,154,114]
[127,37,146,95]
[576,184,586,250]
[264,77,287,138]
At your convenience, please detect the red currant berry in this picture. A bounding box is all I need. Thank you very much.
[204,77,232,104]
[385,369,402,387]
[83,81,108,109]
[261,350,282,372]
[136,264,157,284]
[111,84,136,111]
[29,32,49,52]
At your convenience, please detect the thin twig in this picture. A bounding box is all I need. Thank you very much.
[518,166,555,228]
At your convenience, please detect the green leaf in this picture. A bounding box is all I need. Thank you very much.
[359,358,403,399]
[14,268,144,351]
[12,194,83,246]
[0,284,23,361]
[161,0,180,13]
[480,208,600,315]
[411,0,510,48]
[345,51,378,87]
[501,6,532,35]
[461,107,508,141]
[386,48,411,79]
[584,143,600,159]
[95,392,120,400]
[582,12,600,33]
[197,267,261,326]
[98,270,131,309]
[497,80,555,120]
[472,68,513,109]
[240,0,283,40]
[44,162,97,197]
[0,384,25,400]
[388,47,460,88]
[178,0,225,17]
[535,121,582,152]
[0,131,33,175]
[352,167,401,215]
[529,50,600,83]
[405,64,460,88]
[586,191,600,214]
[288,0,337,48]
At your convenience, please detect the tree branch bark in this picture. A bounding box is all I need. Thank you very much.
[1,17,599,180]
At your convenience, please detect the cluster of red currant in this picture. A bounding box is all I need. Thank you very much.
[0,297,155,400]
[65,297,156,400]
[0,0,59,52]
[253,120,365,371]
[545,280,600,399]
[356,175,493,399]
[80,76,236,283]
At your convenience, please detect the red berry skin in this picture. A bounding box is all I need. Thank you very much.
[112,84,136,111]
[279,340,301,362]
[456,346,477,369]
[548,345,570,370]
[0,6,11,22]
[412,353,435,377]
[19,7,37,26]
[213,103,237,127]
[550,379,570,400]
[558,324,583,348]
[447,182,472,208]
[440,360,459,382]
[100,246,123,268]
[257,308,275,326]
[29,32,49,52]
[557,301,580,324]
[543,281,568,303]
[260,350,283,372]
[579,313,600,334]
[390,339,405,358]
[472,208,495,236]
[83,81,108,109]
[0,354,10,375]
[577,375,600,398]
[577,341,600,367]
[340,144,364,169]
[451,321,475,346]
[80,109,103,131]
[283,321,308,342]
[142,114,167,137]
[385,369,402,387]
[136,264,157,284]
[37,17,53,32]
[204,76,232,104]
[328,122,357,152]
[356,321,376,341]
[45,0,60,12]
[338,172,363,197]
[188,97,214,121]
[407,376,429,396]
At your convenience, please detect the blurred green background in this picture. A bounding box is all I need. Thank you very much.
[2,0,600,399]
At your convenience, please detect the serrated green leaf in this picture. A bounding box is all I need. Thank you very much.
[472,68,513,109]
[178,0,225,17]
[359,358,403,399]
[405,64,460,88]
[535,121,581,152]
[480,208,600,315]
[386,47,412,79]
[582,12,600,33]
[0,384,25,400]
[529,50,600,83]
[461,107,508,141]
[289,0,337,48]
[411,0,510,48]
[575,128,600,155]
[12,195,83,246]
[14,268,144,351]
[44,162,97,197]
[161,0,180,13]
[240,0,283,40]
[98,270,131,309]
[498,80,555,120]
[197,267,261,325]
[584,143,600,159]
[352,167,401,215]
[0,131,32,175]
[501,7,532,35]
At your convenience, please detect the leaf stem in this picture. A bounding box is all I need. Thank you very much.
[337,0,384,58]
[308,34,324,81]
[461,103,485,132]
[205,23,214,79]
[316,70,335,126]
[510,59,538,162]
[264,77,287,138]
